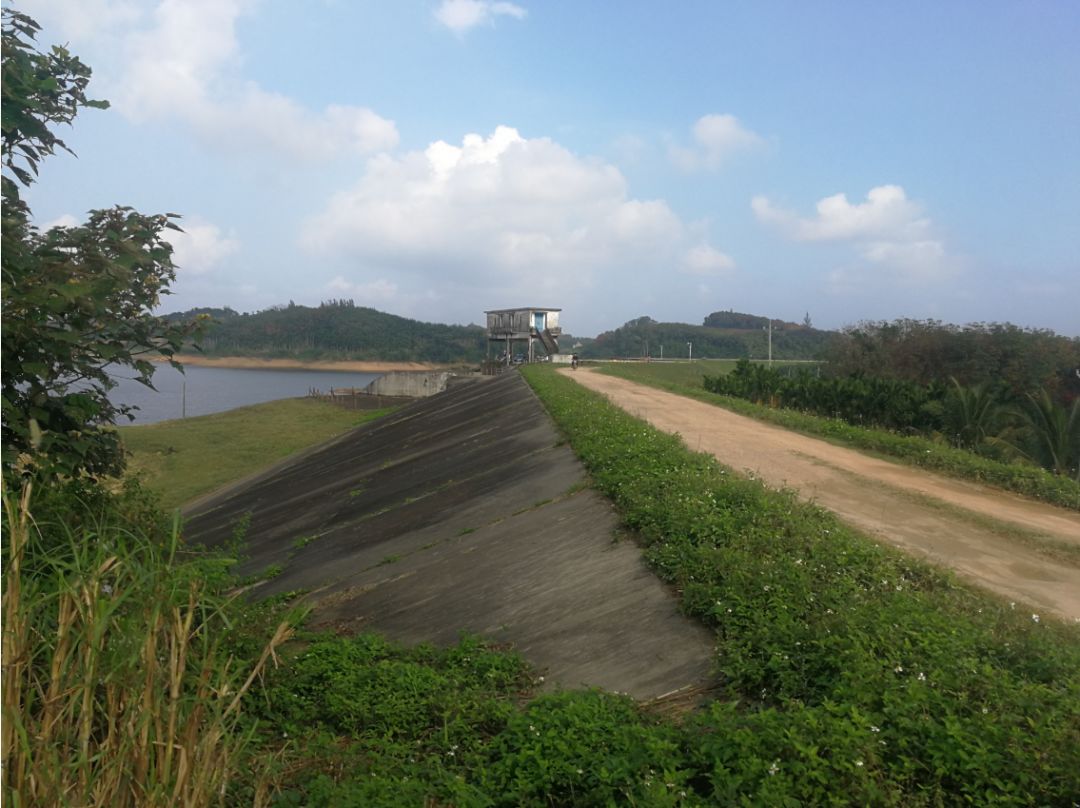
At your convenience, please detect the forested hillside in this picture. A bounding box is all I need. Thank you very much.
[173,300,488,363]
[588,314,836,360]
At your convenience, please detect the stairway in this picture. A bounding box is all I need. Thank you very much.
[537,328,559,355]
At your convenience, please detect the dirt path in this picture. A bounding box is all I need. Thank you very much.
[565,369,1080,621]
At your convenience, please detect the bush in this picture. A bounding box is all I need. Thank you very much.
[2,480,294,807]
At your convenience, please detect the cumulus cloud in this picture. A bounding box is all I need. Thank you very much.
[434,0,527,33]
[753,185,958,280]
[682,245,735,276]
[301,126,733,314]
[751,185,931,243]
[670,114,763,171]
[164,217,239,275]
[34,0,398,159]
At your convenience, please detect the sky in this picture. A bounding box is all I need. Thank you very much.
[16,0,1080,337]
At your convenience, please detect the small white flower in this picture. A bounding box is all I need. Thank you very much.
[981,707,989,714]
[1032,614,1040,623]
[576,768,583,775]
[870,725,880,733]
[768,761,779,776]
[855,759,864,768]
[894,665,904,673]
[917,672,926,681]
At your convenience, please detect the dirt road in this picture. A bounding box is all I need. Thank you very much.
[566,369,1080,621]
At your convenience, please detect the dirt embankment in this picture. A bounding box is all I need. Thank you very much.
[566,369,1080,621]
[162,354,455,373]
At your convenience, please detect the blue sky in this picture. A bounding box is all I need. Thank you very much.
[18,0,1080,336]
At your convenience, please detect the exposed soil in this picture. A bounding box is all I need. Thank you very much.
[567,369,1080,621]
[163,354,453,372]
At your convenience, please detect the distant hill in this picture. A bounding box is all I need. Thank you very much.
[164,302,835,363]
[172,300,488,363]
[587,313,837,360]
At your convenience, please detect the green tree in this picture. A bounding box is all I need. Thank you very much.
[943,377,1002,450]
[1005,391,1080,480]
[2,9,197,479]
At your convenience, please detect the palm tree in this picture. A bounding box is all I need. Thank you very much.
[943,378,1002,450]
[1002,390,1080,480]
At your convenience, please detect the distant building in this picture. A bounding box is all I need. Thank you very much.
[485,307,562,363]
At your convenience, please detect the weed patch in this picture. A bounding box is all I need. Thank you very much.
[523,364,1080,803]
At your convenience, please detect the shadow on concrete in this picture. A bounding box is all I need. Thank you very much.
[183,373,715,699]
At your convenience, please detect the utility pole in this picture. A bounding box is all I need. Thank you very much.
[764,321,773,367]
[687,341,693,362]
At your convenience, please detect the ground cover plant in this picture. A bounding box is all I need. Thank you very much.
[1,480,295,807]
[120,398,395,510]
[522,364,1080,804]
[599,361,1080,510]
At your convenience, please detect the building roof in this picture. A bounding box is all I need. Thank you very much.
[484,307,562,314]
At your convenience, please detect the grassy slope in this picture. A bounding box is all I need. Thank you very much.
[119,398,393,510]
[523,364,1080,804]
[597,361,1080,510]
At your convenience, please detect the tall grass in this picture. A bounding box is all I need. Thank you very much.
[2,481,293,807]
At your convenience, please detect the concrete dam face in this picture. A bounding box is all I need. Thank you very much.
[183,372,714,699]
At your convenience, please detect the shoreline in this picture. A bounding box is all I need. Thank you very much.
[162,354,456,373]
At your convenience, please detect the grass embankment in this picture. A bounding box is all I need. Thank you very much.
[11,371,1079,804]
[598,361,1080,511]
[523,364,1080,804]
[119,398,394,510]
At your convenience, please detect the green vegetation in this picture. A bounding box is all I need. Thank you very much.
[3,482,295,807]
[120,399,394,510]
[601,361,1080,509]
[172,299,487,363]
[705,359,947,432]
[587,313,835,360]
[523,364,1080,803]
[826,318,1080,406]
[1,9,198,480]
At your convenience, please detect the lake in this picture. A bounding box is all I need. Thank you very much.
[110,364,382,425]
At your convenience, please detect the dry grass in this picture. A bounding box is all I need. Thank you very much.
[2,481,293,807]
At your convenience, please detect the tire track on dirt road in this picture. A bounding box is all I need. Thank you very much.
[565,368,1080,621]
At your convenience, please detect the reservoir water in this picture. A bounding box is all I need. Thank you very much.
[111,364,381,425]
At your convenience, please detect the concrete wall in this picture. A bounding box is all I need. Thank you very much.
[363,371,450,398]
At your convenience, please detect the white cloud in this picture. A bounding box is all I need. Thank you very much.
[434,0,527,33]
[301,126,733,315]
[753,185,959,280]
[752,185,930,242]
[39,0,398,159]
[40,213,80,230]
[670,114,763,171]
[18,0,143,41]
[326,276,399,303]
[683,244,736,276]
[165,217,239,275]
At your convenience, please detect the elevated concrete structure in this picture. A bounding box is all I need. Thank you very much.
[183,373,714,699]
[486,307,562,363]
[362,370,450,398]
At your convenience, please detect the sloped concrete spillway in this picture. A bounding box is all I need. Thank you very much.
[183,373,714,699]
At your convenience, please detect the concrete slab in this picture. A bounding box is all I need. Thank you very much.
[183,373,715,699]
